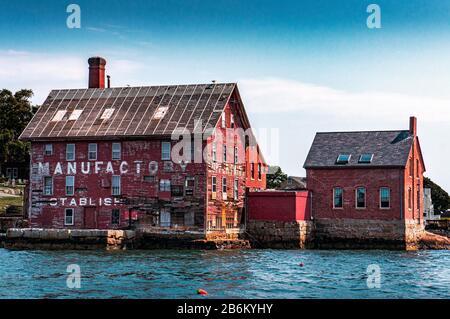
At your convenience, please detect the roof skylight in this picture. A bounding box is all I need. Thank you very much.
[68,110,83,121]
[153,106,168,120]
[51,110,67,122]
[100,108,115,120]
[336,154,351,164]
[358,154,374,163]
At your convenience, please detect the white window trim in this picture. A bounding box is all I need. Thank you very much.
[379,187,391,210]
[112,175,121,195]
[44,144,53,156]
[66,144,75,161]
[159,179,171,192]
[333,187,343,209]
[355,187,366,209]
[64,208,74,226]
[211,176,217,193]
[161,142,171,160]
[221,111,226,128]
[43,176,53,196]
[234,179,239,200]
[212,143,217,162]
[66,176,75,196]
[112,142,121,160]
[88,143,97,161]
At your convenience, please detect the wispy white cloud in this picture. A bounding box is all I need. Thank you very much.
[239,78,450,123]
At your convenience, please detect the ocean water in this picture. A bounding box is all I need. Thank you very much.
[0,249,449,299]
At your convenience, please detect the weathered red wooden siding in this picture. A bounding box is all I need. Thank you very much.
[29,140,206,229]
[306,168,404,220]
[248,191,310,222]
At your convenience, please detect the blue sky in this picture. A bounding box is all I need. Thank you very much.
[1,0,450,192]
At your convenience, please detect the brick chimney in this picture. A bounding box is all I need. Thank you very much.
[88,57,106,88]
[409,116,417,136]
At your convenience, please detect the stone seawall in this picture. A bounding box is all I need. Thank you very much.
[2,228,251,250]
[314,218,424,250]
[4,229,136,250]
[246,220,314,248]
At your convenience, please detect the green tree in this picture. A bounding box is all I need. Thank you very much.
[424,177,450,213]
[266,166,288,189]
[0,89,35,171]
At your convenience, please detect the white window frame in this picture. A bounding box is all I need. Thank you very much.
[68,109,83,121]
[355,187,366,209]
[88,143,97,161]
[234,179,239,200]
[333,187,343,209]
[66,176,75,196]
[161,142,171,160]
[223,145,227,163]
[221,111,226,128]
[112,175,121,195]
[234,146,238,164]
[43,176,53,195]
[112,142,121,160]
[66,144,75,161]
[52,110,67,122]
[44,144,53,156]
[211,176,217,193]
[64,208,74,226]
[212,143,217,162]
[160,208,171,227]
[222,177,227,200]
[380,187,391,209]
[100,108,115,120]
[159,179,171,192]
[230,114,235,128]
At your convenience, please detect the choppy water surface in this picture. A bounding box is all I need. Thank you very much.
[0,249,449,299]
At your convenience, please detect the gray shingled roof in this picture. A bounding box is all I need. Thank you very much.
[303,130,414,168]
[20,83,240,141]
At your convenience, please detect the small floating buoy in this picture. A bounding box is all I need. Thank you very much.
[197,289,208,296]
[299,262,304,267]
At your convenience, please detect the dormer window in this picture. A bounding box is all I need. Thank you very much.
[336,154,351,164]
[358,154,373,163]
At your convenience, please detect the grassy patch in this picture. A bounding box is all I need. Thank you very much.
[0,196,23,214]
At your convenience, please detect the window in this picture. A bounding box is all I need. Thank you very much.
[43,176,53,195]
[408,188,412,209]
[185,177,195,196]
[68,109,83,121]
[417,189,420,211]
[66,144,75,161]
[64,208,74,226]
[223,145,227,163]
[258,163,262,180]
[143,176,155,183]
[153,106,169,120]
[159,179,171,192]
[212,143,217,162]
[251,163,255,179]
[234,146,238,164]
[211,176,217,193]
[416,159,419,178]
[234,179,239,200]
[336,154,351,164]
[171,185,184,197]
[112,175,121,195]
[333,187,343,209]
[66,176,75,196]
[160,208,171,227]
[409,158,414,176]
[162,142,171,160]
[222,177,227,194]
[112,142,121,160]
[100,108,114,120]
[44,144,53,156]
[221,111,226,128]
[380,187,391,209]
[111,209,120,225]
[230,114,235,128]
[358,154,373,163]
[356,187,366,209]
[88,143,97,160]
[52,110,67,122]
